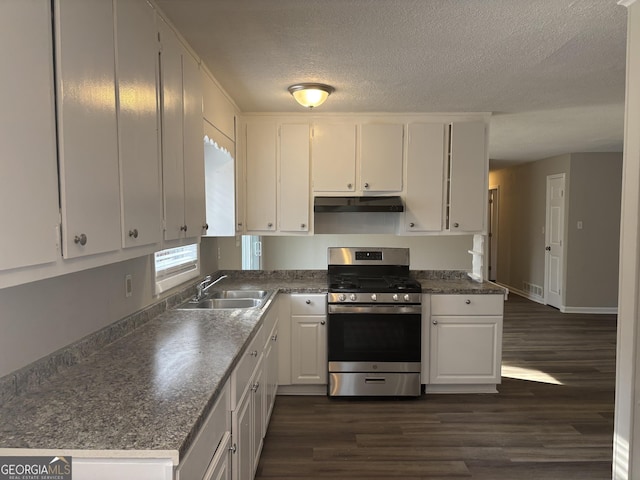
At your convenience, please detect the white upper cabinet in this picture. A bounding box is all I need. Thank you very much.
[245,121,277,232]
[311,122,403,194]
[279,124,310,233]
[159,19,206,241]
[447,122,487,233]
[311,123,357,193]
[54,0,121,259]
[360,123,404,192]
[115,0,162,249]
[404,123,446,232]
[182,50,207,237]
[0,0,60,271]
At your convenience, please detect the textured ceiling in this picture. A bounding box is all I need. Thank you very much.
[155,0,628,166]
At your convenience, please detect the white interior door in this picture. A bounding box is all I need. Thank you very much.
[544,174,565,309]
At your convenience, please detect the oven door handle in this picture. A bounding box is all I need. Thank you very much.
[327,305,422,315]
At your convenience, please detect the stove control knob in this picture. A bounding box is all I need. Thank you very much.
[371,294,377,301]
[350,294,357,302]
[338,294,346,302]
[393,294,399,301]
[404,294,411,302]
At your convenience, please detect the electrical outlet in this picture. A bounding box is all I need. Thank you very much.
[125,274,133,298]
[577,221,583,230]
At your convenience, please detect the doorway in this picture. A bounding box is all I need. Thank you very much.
[488,187,499,282]
[544,173,565,309]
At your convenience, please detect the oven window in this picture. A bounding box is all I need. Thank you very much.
[328,313,421,363]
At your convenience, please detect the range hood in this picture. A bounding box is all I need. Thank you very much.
[314,196,404,213]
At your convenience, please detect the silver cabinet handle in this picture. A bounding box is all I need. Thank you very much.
[268,222,273,228]
[347,183,353,189]
[237,222,243,227]
[364,182,370,189]
[74,234,87,246]
[465,299,471,305]
[271,334,278,341]
[128,229,138,239]
[453,222,459,228]
[229,443,237,454]
[409,222,415,228]
[301,223,306,229]
[180,225,188,232]
[320,320,326,325]
[433,320,438,325]
[306,299,311,304]
[252,381,260,392]
[250,350,258,357]
[202,223,209,231]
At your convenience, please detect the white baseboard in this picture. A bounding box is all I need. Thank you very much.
[503,285,545,304]
[502,283,618,314]
[561,306,618,314]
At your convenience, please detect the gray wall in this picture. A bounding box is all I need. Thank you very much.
[565,153,622,308]
[489,152,621,309]
[0,237,219,378]
[259,235,472,270]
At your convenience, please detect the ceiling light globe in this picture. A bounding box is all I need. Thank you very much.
[288,83,335,108]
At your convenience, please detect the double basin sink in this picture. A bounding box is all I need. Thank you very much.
[177,290,269,310]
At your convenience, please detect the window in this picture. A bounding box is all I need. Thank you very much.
[154,244,200,295]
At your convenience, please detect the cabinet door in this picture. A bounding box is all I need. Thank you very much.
[311,123,356,192]
[448,122,487,232]
[430,315,502,384]
[159,19,185,241]
[182,50,206,237]
[0,0,60,270]
[203,432,232,480]
[291,315,327,384]
[264,323,279,427]
[231,389,252,480]
[405,123,446,232]
[360,123,404,192]
[245,122,277,232]
[279,124,310,232]
[251,363,265,475]
[115,0,162,249]
[55,0,121,258]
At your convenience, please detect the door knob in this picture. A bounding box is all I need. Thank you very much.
[432,320,438,325]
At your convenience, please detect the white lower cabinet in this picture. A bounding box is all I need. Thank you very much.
[290,294,328,385]
[428,294,503,388]
[230,299,279,480]
[176,381,231,480]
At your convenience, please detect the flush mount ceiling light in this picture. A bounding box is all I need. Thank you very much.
[288,83,335,108]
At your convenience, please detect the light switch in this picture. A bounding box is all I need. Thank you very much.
[577,221,583,230]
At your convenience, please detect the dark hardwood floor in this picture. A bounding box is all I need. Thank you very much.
[256,295,617,479]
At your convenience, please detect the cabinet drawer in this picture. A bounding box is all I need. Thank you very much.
[290,294,326,315]
[231,325,264,407]
[176,380,230,480]
[431,294,503,316]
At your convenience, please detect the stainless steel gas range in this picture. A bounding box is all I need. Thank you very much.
[327,247,422,397]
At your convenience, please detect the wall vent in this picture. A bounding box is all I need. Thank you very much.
[523,281,544,299]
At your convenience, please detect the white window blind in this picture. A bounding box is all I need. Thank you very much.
[154,244,200,295]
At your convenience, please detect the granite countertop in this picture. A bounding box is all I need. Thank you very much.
[0,271,504,463]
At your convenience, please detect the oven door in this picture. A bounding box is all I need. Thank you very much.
[327,304,421,371]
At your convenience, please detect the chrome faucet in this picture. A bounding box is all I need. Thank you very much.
[195,274,228,300]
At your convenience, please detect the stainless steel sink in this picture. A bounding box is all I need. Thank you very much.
[208,290,268,299]
[179,298,263,309]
